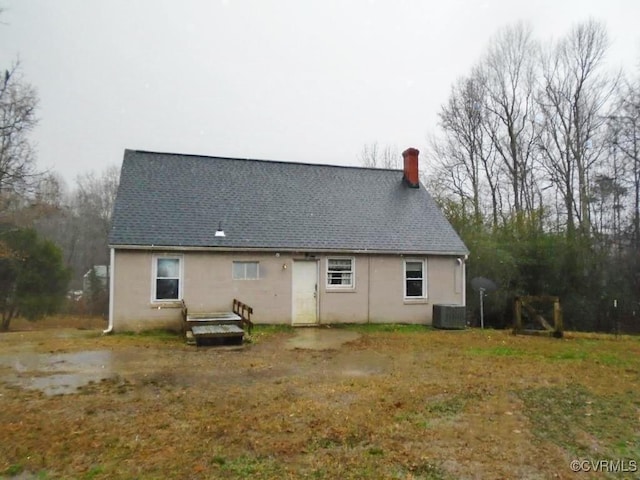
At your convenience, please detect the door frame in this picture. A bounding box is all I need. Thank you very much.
[291,259,319,326]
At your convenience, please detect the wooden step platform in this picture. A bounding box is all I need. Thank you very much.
[187,312,242,324]
[191,324,244,338]
[182,299,254,347]
[186,312,244,346]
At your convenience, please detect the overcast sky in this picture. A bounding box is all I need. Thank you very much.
[1,0,639,186]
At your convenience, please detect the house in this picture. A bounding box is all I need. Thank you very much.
[83,265,110,316]
[82,265,109,295]
[106,148,468,332]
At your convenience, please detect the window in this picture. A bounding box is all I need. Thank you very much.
[327,258,354,288]
[154,256,181,301]
[233,261,259,280]
[404,259,426,298]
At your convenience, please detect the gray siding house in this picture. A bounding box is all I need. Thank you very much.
[107,148,468,332]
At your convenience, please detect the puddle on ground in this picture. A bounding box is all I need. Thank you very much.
[285,328,361,351]
[0,350,115,395]
[0,348,260,394]
[0,329,386,395]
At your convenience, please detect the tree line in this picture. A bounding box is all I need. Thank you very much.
[1,60,117,329]
[425,20,639,331]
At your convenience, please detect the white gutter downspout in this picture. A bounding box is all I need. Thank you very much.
[461,254,468,307]
[367,256,371,323]
[103,247,115,334]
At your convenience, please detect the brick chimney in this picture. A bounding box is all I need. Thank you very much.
[402,147,420,188]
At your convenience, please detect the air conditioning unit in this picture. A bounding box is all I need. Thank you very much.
[432,304,466,329]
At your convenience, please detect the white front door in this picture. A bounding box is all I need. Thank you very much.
[292,260,318,325]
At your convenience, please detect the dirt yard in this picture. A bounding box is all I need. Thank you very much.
[1,318,639,479]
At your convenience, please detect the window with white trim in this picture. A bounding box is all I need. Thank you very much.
[404,259,426,298]
[233,261,259,280]
[327,258,354,288]
[154,256,182,301]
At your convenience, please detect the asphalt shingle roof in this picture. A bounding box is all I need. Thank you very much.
[109,149,468,255]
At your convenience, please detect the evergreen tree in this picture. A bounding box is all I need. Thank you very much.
[0,226,70,330]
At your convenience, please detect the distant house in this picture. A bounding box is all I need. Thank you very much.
[83,265,109,295]
[106,148,468,332]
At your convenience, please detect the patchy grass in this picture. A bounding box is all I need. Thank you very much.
[245,324,295,345]
[212,455,285,477]
[595,353,628,366]
[425,393,475,416]
[548,349,589,361]
[8,314,107,331]
[251,324,295,334]
[467,345,526,357]
[3,464,24,476]
[333,323,434,333]
[0,318,639,479]
[519,384,640,460]
[116,329,182,342]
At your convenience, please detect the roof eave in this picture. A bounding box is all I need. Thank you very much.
[109,244,469,256]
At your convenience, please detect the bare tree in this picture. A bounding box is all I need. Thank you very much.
[0,62,39,206]
[68,165,119,284]
[32,165,120,289]
[479,22,541,216]
[433,74,501,225]
[608,77,640,250]
[537,20,616,237]
[32,173,76,263]
[74,165,120,237]
[432,24,541,227]
[358,142,401,169]
[34,172,67,209]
